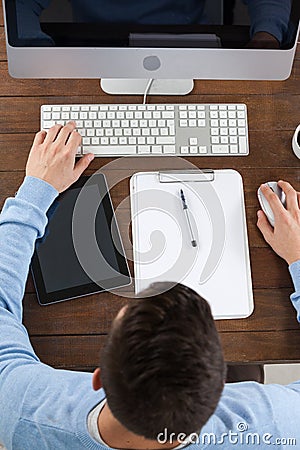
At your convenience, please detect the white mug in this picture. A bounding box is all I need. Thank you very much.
[292,124,300,159]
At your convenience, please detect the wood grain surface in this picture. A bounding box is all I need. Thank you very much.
[1,2,300,367]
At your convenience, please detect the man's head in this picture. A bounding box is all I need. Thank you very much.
[100,282,225,440]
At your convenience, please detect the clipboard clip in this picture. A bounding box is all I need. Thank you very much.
[159,169,214,183]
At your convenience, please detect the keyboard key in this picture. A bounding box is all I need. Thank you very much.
[239,137,248,153]
[163,145,176,154]
[221,136,229,144]
[110,137,118,145]
[43,121,55,128]
[138,145,151,154]
[84,146,137,155]
[160,128,169,136]
[147,137,155,145]
[152,145,163,153]
[199,146,207,154]
[188,111,197,119]
[162,111,175,119]
[156,137,176,145]
[212,145,230,154]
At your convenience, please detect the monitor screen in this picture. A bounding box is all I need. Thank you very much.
[5,0,299,50]
[3,0,299,82]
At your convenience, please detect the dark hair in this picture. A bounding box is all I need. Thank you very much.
[101,282,225,440]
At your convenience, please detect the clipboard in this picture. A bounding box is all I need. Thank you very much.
[130,169,253,320]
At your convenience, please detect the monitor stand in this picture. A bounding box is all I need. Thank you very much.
[100,79,194,96]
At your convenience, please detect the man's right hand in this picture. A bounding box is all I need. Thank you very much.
[257,181,300,265]
[26,122,94,193]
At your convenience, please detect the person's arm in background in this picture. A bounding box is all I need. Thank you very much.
[243,0,292,48]
[0,122,94,446]
[15,0,54,44]
[257,181,300,321]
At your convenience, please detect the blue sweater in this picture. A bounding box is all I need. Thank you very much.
[1,176,300,449]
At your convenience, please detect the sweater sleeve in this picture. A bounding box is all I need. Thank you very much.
[289,260,300,323]
[0,176,58,375]
[243,0,292,44]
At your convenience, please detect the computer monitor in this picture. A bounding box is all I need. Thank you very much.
[2,0,300,95]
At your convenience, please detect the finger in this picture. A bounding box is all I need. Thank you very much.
[43,124,63,145]
[260,184,285,219]
[297,192,300,208]
[32,130,47,147]
[65,130,82,153]
[73,153,95,180]
[257,210,274,243]
[54,121,76,146]
[277,180,299,213]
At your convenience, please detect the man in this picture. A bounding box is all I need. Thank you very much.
[1,122,300,449]
[17,0,292,48]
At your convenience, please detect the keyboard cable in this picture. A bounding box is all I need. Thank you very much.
[143,78,154,104]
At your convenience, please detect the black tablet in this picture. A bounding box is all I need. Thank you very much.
[31,173,131,305]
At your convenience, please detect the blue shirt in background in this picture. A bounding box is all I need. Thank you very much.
[16,0,292,45]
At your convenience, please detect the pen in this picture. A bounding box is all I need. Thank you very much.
[180,189,197,247]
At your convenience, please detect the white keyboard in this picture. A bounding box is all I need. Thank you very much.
[41,103,249,157]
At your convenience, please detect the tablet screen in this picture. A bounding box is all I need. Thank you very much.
[31,174,131,304]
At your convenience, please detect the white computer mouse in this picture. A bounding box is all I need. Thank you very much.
[292,124,300,159]
[257,181,286,227]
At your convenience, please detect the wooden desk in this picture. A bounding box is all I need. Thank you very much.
[1,5,300,369]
